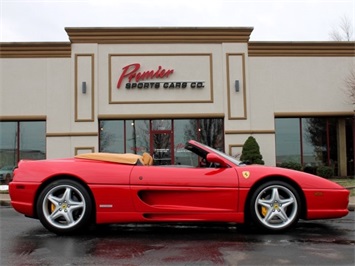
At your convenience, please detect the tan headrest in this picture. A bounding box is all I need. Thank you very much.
[142,152,153,166]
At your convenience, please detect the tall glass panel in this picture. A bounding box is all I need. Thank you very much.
[302,118,320,167]
[0,122,18,178]
[198,118,224,151]
[328,118,338,171]
[19,121,46,160]
[174,119,198,166]
[99,120,124,153]
[275,118,301,165]
[302,118,328,166]
[346,117,354,175]
[126,120,149,154]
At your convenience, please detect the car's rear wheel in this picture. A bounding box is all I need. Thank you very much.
[36,179,93,235]
[250,181,300,232]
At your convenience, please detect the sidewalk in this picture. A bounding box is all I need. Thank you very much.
[1,190,354,210]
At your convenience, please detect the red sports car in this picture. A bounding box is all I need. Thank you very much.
[9,140,349,235]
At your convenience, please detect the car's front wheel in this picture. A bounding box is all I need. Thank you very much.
[36,179,93,235]
[250,181,300,232]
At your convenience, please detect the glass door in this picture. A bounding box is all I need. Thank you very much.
[151,132,173,165]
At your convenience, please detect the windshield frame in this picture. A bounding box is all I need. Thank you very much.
[187,140,243,166]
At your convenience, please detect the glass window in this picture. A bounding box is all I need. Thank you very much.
[0,122,18,168]
[99,118,225,165]
[19,121,46,160]
[302,118,338,168]
[276,116,354,176]
[174,119,198,166]
[126,120,149,154]
[174,119,197,145]
[346,118,355,175]
[275,118,301,164]
[99,120,124,153]
[328,118,338,169]
[0,121,46,183]
[302,118,326,166]
[151,119,171,131]
[198,118,224,151]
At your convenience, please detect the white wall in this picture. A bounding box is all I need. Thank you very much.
[249,57,353,115]
[1,41,353,164]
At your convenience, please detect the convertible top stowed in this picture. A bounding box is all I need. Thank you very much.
[75,152,153,165]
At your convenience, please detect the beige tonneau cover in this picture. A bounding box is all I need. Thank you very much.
[75,152,153,166]
[75,153,142,165]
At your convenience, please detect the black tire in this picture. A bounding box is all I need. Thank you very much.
[249,181,300,232]
[36,179,93,235]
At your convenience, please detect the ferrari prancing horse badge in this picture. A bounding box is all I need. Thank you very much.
[242,171,250,179]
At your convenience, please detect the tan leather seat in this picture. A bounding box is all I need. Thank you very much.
[142,152,153,166]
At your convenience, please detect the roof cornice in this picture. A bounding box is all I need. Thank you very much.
[248,41,355,56]
[0,42,71,58]
[65,27,254,44]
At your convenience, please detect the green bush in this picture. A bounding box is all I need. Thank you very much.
[316,166,334,179]
[240,136,264,165]
[279,161,302,171]
[303,165,317,174]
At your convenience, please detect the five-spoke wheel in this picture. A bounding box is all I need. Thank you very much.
[36,179,92,235]
[250,181,300,232]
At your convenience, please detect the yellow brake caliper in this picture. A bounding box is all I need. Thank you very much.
[51,203,56,213]
[261,198,267,217]
[262,207,267,217]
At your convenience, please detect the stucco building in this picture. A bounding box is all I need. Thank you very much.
[1,27,354,176]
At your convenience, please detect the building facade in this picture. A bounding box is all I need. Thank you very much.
[0,27,354,176]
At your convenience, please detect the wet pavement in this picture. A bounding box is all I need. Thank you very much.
[0,207,354,266]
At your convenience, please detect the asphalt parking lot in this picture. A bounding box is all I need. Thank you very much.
[1,185,354,265]
[1,206,354,266]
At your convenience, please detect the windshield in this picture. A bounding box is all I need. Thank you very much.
[194,142,243,166]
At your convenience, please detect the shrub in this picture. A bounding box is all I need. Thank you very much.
[303,165,317,175]
[240,136,264,165]
[279,161,302,171]
[316,166,334,179]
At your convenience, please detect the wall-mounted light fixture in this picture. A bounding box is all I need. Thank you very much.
[235,80,240,92]
[82,81,87,94]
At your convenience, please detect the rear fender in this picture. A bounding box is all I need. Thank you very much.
[33,174,96,220]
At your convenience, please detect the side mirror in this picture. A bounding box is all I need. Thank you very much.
[206,153,228,168]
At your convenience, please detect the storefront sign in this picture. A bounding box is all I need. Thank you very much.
[117,63,174,88]
[125,81,205,89]
[109,54,213,103]
[117,63,205,90]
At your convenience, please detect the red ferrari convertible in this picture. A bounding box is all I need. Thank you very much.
[9,140,349,234]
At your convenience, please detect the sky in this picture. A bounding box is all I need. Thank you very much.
[0,0,354,42]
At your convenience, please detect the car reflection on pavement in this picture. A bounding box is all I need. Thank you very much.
[5,217,355,266]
